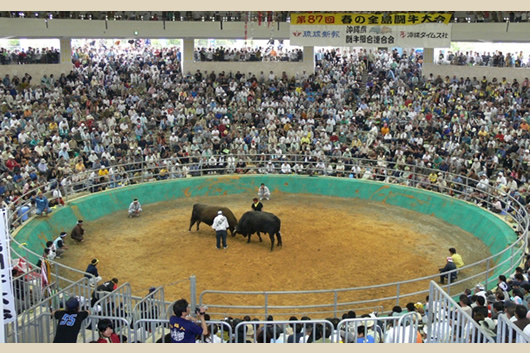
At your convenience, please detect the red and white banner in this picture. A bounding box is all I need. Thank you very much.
[290,23,452,48]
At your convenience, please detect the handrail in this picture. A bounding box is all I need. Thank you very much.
[496,313,530,343]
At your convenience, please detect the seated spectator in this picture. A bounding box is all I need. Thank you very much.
[96,319,122,343]
[34,190,52,216]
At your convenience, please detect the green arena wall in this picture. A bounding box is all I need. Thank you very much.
[13,175,517,290]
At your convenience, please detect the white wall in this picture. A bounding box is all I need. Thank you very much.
[0,63,73,85]
[422,63,530,82]
[0,18,290,40]
[184,60,313,78]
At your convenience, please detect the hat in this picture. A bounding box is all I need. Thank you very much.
[65,297,79,310]
[498,172,503,175]
[148,287,156,293]
[414,302,424,311]
[447,257,453,262]
[60,232,67,238]
[40,159,46,164]
[364,313,378,328]
[91,258,99,265]
[218,210,222,215]
[77,220,83,224]
[480,318,496,336]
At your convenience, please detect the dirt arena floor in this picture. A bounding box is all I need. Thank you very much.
[59,192,491,319]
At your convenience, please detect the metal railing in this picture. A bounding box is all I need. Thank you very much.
[496,313,530,343]
[7,154,528,340]
[426,281,495,343]
[337,313,422,343]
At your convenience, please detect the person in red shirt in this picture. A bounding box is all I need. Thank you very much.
[96,319,122,343]
[6,154,20,171]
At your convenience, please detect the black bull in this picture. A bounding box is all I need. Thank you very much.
[189,204,238,236]
[234,211,283,252]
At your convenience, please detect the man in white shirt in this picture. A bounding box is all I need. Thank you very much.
[258,183,271,200]
[128,198,142,218]
[212,210,229,250]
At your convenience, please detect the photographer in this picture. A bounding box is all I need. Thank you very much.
[169,298,208,343]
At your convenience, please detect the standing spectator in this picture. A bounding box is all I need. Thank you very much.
[52,297,90,343]
[96,319,122,343]
[128,198,142,218]
[35,190,52,216]
[53,232,68,258]
[258,183,271,200]
[84,258,102,287]
[70,219,85,242]
[212,210,229,250]
[51,185,64,207]
[169,298,208,343]
[251,197,263,212]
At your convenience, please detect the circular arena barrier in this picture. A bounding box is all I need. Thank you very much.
[10,156,528,318]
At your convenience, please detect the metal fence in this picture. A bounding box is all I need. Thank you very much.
[6,154,529,341]
[496,312,530,343]
[426,281,495,343]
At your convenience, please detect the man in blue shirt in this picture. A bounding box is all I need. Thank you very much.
[356,325,375,343]
[169,299,208,343]
[35,190,52,216]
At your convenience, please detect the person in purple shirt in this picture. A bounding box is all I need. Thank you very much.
[169,298,208,343]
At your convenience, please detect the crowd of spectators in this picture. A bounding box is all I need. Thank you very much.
[0,41,530,234]
[194,46,303,63]
[438,50,530,68]
[0,47,60,65]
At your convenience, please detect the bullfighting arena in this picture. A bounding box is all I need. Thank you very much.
[58,191,491,318]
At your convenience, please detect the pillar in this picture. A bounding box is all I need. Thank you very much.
[182,38,195,75]
[423,48,434,64]
[303,46,314,68]
[60,38,71,64]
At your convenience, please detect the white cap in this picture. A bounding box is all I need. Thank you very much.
[218,210,222,215]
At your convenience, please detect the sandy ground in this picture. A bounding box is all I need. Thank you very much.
[57,192,490,319]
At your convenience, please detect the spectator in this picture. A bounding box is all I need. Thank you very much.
[52,297,90,343]
[34,190,52,216]
[96,319,122,343]
[169,298,208,343]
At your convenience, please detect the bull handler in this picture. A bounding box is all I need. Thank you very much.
[128,198,143,218]
[251,198,263,212]
[212,210,229,250]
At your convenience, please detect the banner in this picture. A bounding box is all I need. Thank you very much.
[0,209,16,336]
[290,23,452,48]
[291,12,452,26]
